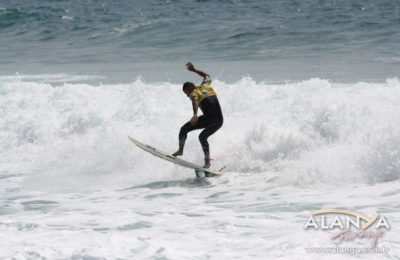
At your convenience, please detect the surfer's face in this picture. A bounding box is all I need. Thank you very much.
[183,86,194,97]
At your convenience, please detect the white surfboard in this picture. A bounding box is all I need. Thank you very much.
[128,136,222,176]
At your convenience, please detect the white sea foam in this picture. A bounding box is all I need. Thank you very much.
[61,15,74,21]
[1,75,399,259]
[0,75,399,190]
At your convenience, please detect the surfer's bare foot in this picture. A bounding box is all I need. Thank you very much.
[204,157,211,168]
[172,150,183,157]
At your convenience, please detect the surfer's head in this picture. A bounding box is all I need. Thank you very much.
[182,82,195,97]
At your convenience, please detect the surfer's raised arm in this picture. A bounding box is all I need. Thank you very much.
[186,62,209,80]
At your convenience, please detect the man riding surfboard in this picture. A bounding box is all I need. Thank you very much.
[172,62,224,169]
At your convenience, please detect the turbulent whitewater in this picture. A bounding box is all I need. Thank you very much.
[0,75,399,259]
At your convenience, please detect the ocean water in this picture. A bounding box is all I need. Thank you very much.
[0,0,399,81]
[1,0,400,259]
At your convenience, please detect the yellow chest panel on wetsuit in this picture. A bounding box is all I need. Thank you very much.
[190,76,217,103]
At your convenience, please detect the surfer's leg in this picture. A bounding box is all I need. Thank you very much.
[198,118,223,167]
[173,116,207,156]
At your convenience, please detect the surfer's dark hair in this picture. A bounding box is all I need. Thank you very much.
[183,82,195,91]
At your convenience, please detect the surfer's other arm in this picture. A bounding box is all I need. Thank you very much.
[186,62,209,80]
[190,96,199,126]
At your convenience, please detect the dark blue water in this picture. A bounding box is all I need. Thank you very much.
[0,0,399,82]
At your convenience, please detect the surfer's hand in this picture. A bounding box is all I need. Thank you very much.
[190,115,198,125]
[186,62,195,71]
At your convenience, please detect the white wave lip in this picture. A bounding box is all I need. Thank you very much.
[0,75,400,188]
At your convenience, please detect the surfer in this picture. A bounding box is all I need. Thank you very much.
[172,62,223,168]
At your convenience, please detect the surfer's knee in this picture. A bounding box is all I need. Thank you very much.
[215,118,223,130]
[179,126,185,135]
[179,124,189,135]
[198,132,208,144]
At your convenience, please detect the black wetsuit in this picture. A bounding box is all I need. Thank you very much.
[179,95,223,157]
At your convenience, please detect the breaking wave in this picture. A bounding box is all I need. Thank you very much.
[1,75,399,190]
